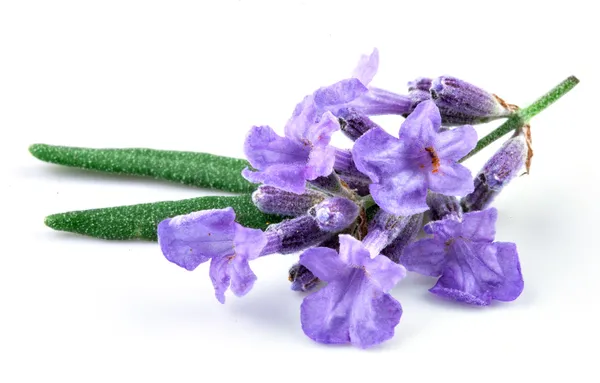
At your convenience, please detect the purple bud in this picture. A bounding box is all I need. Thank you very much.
[264,215,333,254]
[310,197,360,232]
[362,210,423,256]
[288,263,319,292]
[430,76,517,125]
[338,170,371,196]
[461,130,528,212]
[252,185,326,216]
[408,77,433,108]
[426,192,463,221]
[381,213,424,263]
[332,149,372,196]
[337,107,382,141]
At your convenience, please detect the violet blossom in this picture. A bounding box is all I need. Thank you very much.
[401,208,524,306]
[300,234,405,348]
[353,100,477,216]
[242,105,340,194]
[158,207,275,304]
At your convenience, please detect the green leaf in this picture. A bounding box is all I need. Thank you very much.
[44,195,284,241]
[29,144,257,193]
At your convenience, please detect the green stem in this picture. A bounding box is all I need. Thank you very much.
[460,76,579,162]
[29,144,257,193]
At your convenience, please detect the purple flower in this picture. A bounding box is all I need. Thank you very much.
[299,235,405,348]
[302,49,412,119]
[242,106,340,194]
[353,100,477,216]
[401,208,524,306]
[157,208,268,304]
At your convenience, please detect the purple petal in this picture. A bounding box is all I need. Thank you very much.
[233,224,268,261]
[348,289,402,349]
[313,78,369,109]
[337,234,371,268]
[352,48,379,85]
[363,255,407,292]
[300,277,402,348]
[427,161,474,196]
[489,242,524,301]
[304,111,339,146]
[242,164,307,194]
[304,113,339,180]
[370,170,428,216]
[285,95,318,141]
[244,125,307,170]
[423,217,463,239]
[209,255,232,304]
[299,247,348,282]
[435,125,478,161]
[430,241,503,306]
[460,208,498,243]
[352,127,404,183]
[399,100,441,142]
[229,256,258,298]
[157,208,236,271]
[401,238,447,277]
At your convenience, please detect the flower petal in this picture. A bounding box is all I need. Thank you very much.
[299,247,348,282]
[157,208,236,271]
[399,100,441,143]
[460,208,497,243]
[489,242,524,302]
[209,255,232,304]
[348,289,403,349]
[229,256,258,298]
[337,234,371,267]
[429,241,503,306]
[233,224,267,261]
[370,170,428,216]
[435,125,478,161]
[427,161,474,196]
[352,127,405,183]
[242,164,307,194]
[285,95,319,141]
[364,255,407,292]
[401,238,447,277]
[300,277,402,348]
[352,48,379,85]
[244,125,307,170]
[313,78,369,109]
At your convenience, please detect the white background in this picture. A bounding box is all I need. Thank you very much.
[1,1,598,382]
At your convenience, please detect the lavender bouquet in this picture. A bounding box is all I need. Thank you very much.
[30,49,578,348]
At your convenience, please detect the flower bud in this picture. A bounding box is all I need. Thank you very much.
[426,192,462,221]
[381,213,424,263]
[264,215,333,254]
[362,210,423,257]
[337,107,382,141]
[288,263,319,292]
[408,77,433,108]
[461,129,529,212]
[310,197,360,232]
[252,185,326,216]
[430,76,517,125]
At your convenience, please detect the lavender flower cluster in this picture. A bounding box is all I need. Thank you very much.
[157,49,529,348]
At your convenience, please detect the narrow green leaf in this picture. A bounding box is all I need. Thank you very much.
[44,195,283,241]
[29,144,257,193]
